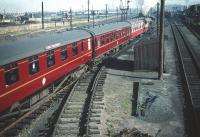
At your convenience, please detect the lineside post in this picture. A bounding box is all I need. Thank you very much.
[158,0,165,80]
[157,2,159,36]
[69,8,72,30]
[106,4,108,22]
[88,0,90,22]
[116,7,118,22]
[92,10,94,27]
[41,1,44,29]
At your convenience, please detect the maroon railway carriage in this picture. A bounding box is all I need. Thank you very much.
[129,18,149,38]
[0,18,149,113]
[0,30,92,113]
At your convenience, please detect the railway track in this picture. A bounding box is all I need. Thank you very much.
[185,24,200,41]
[86,68,106,136]
[44,39,139,137]
[170,20,200,136]
[52,66,107,137]
[46,38,139,137]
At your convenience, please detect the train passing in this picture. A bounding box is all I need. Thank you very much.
[0,17,150,114]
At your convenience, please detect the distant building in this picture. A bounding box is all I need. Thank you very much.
[16,16,29,24]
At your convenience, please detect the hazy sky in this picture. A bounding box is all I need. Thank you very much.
[0,0,199,13]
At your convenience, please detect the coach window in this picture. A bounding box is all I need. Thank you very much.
[116,32,119,39]
[101,36,105,45]
[97,39,101,47]
[72,42,78,56]
[81,41,84,51]
[61,46,68,61]
[29,56,39,75]
[47,50,55,67]
[111,33,114,41]
[5,64,19,85]
[106,34,109,43]
[114,33,116,39]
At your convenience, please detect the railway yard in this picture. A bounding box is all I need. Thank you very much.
[0,2,200,137]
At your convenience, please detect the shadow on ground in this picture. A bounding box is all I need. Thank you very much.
[104,57,134,71]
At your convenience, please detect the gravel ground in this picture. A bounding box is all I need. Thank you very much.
[102,20,185,137]
[17,98,62,137]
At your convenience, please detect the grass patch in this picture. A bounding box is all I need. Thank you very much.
[106,119,118,137]
[120,93,132,115]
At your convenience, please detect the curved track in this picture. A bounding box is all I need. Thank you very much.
[86,68,106,136]
[170,20,200,136]
[52,66,107,137]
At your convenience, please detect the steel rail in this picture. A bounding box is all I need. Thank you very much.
[170,20,200,136]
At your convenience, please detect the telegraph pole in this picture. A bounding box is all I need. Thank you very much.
[121,10,123,21]
[41,1,44,29]
[106,4,108,22]
[88,0,90,22]
[120,0,130,21]
[116,7,118,22]
[92,6,94,28]
[157,2,159,36]
[69,8,72,30]
[158,0,165,80]
[92,10,94,27]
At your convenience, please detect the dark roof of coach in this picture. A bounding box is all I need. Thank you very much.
[88,21,130,35]
[0,29,91,66]
[0,20,141,66]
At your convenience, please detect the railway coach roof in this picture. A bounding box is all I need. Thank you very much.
[88,22,130,35]
[0,29,91,66]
